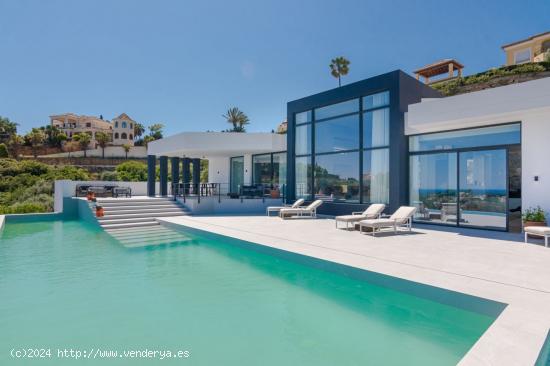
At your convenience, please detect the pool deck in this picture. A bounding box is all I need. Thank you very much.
[158,214,550,366]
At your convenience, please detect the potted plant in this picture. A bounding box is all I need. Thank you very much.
[522,206,547,228]
[95,205,104,218]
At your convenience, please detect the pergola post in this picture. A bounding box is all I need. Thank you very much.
[192,158,201,191]
[448,63,454,78]
[147,155,156,197]
[159,156,168,196]
[182,158,191,194]
[171,157,180,197]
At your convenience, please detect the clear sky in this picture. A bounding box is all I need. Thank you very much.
[1,0,549,135]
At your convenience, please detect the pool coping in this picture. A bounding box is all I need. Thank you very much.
[157,215,550,366]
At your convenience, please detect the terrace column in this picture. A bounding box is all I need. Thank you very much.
[192,158,201,189]
[182,158,191,194]
[159,156,168,196]
[147,155,156,196]
[170,157,180,197]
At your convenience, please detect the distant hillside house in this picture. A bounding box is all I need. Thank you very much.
[50,113,136,148]
[502,31,550,65]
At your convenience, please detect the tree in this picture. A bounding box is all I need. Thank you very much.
[7,135,24,159]
[95,131,111,158]
[73,132,91,157]
[148,123,164,140]
[122,143,131,159]
[0,143,8,158]
[25,128,45,158]
[134,123,145,140]
[143,135,155,148]
[116,161,148,181]
[41,125,67,147]
[329,57,350,87]
[0,116,18,141]
[223,107,249,132]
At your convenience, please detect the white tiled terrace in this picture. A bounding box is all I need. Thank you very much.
[158,215,550,366]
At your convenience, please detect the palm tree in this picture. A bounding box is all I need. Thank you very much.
[143,135,155,148]
[223,107,249,132]
[134,123,145,140]
[148,123,164,140]
[122,143,131,159]
[0,116,18,141]
[329,57,350,87]
[73,133,92,157]
[95,131,111,158]
[25,128,45,158]
[7,135,24,159]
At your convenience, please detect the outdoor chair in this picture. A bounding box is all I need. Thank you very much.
[359,206,417,236]
[266,198,304,216]
[279,200,323,219]
[334,203,386,229]
[112,186,132,198]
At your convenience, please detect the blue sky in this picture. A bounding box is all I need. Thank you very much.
[1,0,549,135]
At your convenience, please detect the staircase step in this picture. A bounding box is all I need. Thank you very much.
[97,198,173,204]
[121,236,191,248]
[101,221,160,230]
[102,204,183,211]
[100,211,187,220]
[107,226,174,236]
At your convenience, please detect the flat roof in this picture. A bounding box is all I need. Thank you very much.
[147,131,287,157]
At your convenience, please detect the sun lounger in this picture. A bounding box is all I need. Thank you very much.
[279,200,323,219]
[334,203,386,229]
[266,199,305,216]
[524,226,550,247]
[359,206,417,236]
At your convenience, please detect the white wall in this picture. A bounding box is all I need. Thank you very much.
[207,156,230,184]
[41,146,147,158]
[521,111,550,215]
[54,180,160,212]
[178,196,283,215]
[243,154,252,185]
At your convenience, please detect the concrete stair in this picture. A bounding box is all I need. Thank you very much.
[106,225,190,248]
[96,197,188,231]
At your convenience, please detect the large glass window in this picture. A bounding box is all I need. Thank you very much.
[252,154,272,185]
[295,111,312,125]
[315,99,359,120]
[362,91,389,110]
[363,149,389,204]
[409,123,521,152]
[314,152,359,202]
[315,114,359,153]
[295,156,312,199]
[273,152,286,187]
[363,108,389,148]
[410,153,458,225]
[295,124,311,155]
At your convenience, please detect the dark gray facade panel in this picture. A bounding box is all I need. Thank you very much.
[286,70,441,215]
[171,157,180,188]
[192,158,201,187]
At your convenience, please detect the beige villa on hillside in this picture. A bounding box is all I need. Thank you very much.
[50,112,136,148]
[502,31,550,65]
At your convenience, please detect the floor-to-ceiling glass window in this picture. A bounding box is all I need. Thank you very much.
[230,156,244,194]
[409,123,521,231]
[272,152,287,188]
[252,154,272,185]
[252,151,287,195]
[294,91,390,204]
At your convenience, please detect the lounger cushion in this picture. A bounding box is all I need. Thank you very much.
[524,226,550,235]
[360,218,396,228]
[279,208,306,215]
[336,215,367,222]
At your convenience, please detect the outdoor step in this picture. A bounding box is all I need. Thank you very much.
[106,226,175,236]
[101,221,160,230]
[98,217,157,224]
[99,201,179,207]
[119,233,189,245]
[104,207,185,217]
[99,212,187,222]
[121,236,191,248]
[97,198,173,203]
[102,204,183,211]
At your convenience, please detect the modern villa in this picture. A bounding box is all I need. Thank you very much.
[4,31,550,366]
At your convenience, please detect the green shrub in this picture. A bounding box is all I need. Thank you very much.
[523,206,546,223]
[100,171,119,181]
[0,202,48,214]
[116,161,147,181]
[0,143,8,158]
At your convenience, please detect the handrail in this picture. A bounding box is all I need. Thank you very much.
[171,182,286,204]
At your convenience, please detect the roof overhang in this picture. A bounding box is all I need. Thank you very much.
[147,132,287,158]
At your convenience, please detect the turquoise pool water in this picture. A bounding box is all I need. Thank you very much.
[0,220,496,365]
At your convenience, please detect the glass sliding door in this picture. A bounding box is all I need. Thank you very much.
[458,149,507,230]
[410,153,458,225]
[230,156,244,194]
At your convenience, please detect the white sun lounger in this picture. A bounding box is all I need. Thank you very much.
[359,206,417,236]
[334,203,386,229]
[266,199,305,216]
[524,226,550,247]
[279,200,323,219]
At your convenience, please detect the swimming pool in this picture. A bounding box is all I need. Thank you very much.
[1,219,499,365]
